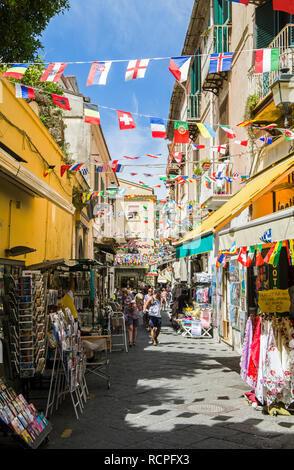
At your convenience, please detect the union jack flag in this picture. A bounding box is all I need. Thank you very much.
[209,52,233,73]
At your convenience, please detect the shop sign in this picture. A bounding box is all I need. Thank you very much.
[269,265,280,289]
[258,289,290,313]
[191,320,202,337]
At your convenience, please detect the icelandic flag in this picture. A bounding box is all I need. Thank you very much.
[87,61,112,86]
[209,52,233,73]
[15,83,35,99]
[169,56,191,83]
[259,136,273,144]
[150,118,166,138]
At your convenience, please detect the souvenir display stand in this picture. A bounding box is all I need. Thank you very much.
[0,377,52,449]
[46,309,88,420]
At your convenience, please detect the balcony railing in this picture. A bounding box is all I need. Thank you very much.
[187,93,201,120]
[251,24,294,102]
[201,24,232,90]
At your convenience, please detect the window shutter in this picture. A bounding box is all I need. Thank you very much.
[255,1,275,48]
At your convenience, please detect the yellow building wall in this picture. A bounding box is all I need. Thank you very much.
[0,80,75,265]
[252,176,294,220]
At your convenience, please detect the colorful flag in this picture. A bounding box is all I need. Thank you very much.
[51,94,70,110]
[258,124,277,130]
[267,241,282,265]
[172,152,183,164]
[110,160,123,173]
[146,154,161,158]
[174,121,189,143]
[236,120,253,127]
[40,62,67,82]
[192,144,205,150]
[44,165,55,177]
[117,110,136,130]
[87,61,112,85]
[169,56,191,83]
[263,242,277,264]
[255,244,264,266]
[238,246,255,267]
[278,128,294,141]
[273,0,294,14]
[234,140,248,146]
[196,123,217,138]
[209,52,233,73]
[260,228,272,243]
[123,156,140,159]
[60,165,71,177]
[212,144,227,154]
[69,163,83,172]
[84,103,100,125]
[216,252,226,268]
[227,0,248,4]
[125,59,149,81]
[259,136,273,144]
[150,118,166,138]
[232,171,240,180]
[80,167,89,176]
[285,240,294,266]
[3,63,29,79]
[218,125,236,139]
[254,49,279,74]
[15,83,35,99]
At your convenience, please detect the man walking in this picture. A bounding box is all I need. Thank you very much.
[143,287,153,330]
[145,289,162,346]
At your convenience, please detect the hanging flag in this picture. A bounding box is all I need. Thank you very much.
[260,228,272,243]
[263,242,277,264]
[40,62,67,82]
[285,240,294,266]
[110,160,124,173]
[267,241,282,265]
[258,124,277,130]
[146,154,161,158]
[80,167,89,176]
[259,136,273,144]
[15,83,35,99]
[209,52,233,73]
[172,152,183,164]
[60,165,71,177]
[196,123,217,138]
[144,173,152,177]
[241,175,249,182]
[254,49,279,74]
[51,93,70,110]
[169,56,191,83]
[238,246,255,267]
[150,118,166,138]
[3,63,29,79]
[87,61,112,85]
[174,121,189,143]
[117,110,136,130]
[256,244,264,266]
[212,144,227,154]
[124,156,140,159]
[130,172,138,175]
[44,165,55,177]
[216,252,226,269]
[273,0,294,15]
[234,140,248,147]
[69,163,83,172]
[227,0,248,3]
[232,171,240,180]
[218,125,236,139]
[192,144,205,150]
[125,59,149,81]
[278,128,294,141]
[96,165,107,172]
[84,103,100,125]
[236,120,253,127]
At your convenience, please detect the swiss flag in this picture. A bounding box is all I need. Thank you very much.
[117,110,136,130]
[51,94,70,110]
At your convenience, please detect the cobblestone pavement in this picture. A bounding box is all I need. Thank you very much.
[28,312,294,448]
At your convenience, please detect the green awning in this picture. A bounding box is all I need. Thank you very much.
[176,233,213,259]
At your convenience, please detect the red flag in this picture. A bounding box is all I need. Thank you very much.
[117,110,136,130]
[40,63,67,82]
[273,0,294,14]
[172,152,183,164]
[60,165,71,177]
[51,94,70,110]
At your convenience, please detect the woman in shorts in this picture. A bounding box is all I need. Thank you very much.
[126,300,140,347]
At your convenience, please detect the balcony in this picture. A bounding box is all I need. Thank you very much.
[201,184,233,211]
[201,24,232,95]
[251,24,294,104]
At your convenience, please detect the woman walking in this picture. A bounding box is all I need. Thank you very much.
[145,289,162,346]
[126,300,140,347]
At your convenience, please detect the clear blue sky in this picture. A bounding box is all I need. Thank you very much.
[40,0,193,198]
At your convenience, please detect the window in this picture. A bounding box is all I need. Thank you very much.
[94,169,99,191]
[214,0,231,26]
[127,205,140,220]
[255,1,294,48]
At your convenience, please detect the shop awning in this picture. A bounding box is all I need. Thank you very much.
[175,150,294,248]
[176,233,213,259]
[218,206,294,250]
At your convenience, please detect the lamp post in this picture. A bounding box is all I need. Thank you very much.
[270,68,294,128]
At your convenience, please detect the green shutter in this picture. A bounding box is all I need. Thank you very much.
[214,0,231,25]
[255,1,276,48]
[191,49,201,94]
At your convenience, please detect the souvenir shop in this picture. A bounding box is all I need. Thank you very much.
[0,257,109,447]
[217,207,294,412]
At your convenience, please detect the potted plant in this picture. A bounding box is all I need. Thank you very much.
[193,167,202,176]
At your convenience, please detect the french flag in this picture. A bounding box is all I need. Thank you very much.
[15,83,35,99]
[150,118,166,138]
[169,56,191,83]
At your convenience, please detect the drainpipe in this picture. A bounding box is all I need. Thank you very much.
[8,200,12,251]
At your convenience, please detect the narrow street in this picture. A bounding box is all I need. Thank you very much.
[46,311,294,450]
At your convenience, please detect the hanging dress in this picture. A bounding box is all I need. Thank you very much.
[240,315,253,383]
[247,316,262,388]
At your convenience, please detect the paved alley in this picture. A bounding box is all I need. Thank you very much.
[37,311,294,450]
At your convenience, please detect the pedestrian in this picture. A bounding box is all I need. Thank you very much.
[161,288,168,311]
[126,300,140,347]
[145,289,162,346]
[135,290,144,317]
[143,287,153,330]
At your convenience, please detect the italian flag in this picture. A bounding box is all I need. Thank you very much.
[174,121,189,143]
[254,48,279,74]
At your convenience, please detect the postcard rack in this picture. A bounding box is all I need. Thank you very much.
[46,309,88,420]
